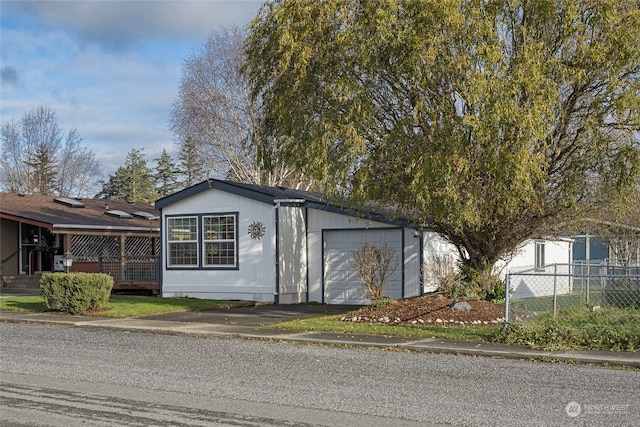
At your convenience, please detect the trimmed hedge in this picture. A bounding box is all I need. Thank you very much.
[40,272,114,315]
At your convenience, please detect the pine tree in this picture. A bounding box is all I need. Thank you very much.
[95,148,158,202]
[176,137,205,188]
[154,149,179,197]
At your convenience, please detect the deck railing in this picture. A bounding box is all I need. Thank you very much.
[98,256,160,294]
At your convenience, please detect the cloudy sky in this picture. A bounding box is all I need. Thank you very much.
[1,0,263,188]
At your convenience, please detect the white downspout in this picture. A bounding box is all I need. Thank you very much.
[273,199,305,304]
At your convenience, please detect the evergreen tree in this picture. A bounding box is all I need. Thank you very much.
[176,137,206,188]
[96,148,158,202]
[154,148,179,197]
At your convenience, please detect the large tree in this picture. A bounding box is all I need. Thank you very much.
[170,26,305,187]
[1,105,100,196]
[154,148,180,197]
[95,148,157,202]
[175,137,207,188]
[244,0,640,291]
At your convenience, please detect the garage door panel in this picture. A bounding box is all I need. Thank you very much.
[324,229,402,304]
[348,232,374,243]
[327,251,352,265]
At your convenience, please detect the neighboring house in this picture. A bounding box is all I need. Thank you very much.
[504,238,574,272]
[572,233,611,263]
[0,193,160,293]
[156,178,574,304]
[502,238,574,299]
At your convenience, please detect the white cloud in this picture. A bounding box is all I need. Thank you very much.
[1,0,263,183]
[9,1,262,50]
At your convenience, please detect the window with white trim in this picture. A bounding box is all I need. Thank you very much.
[535,241,545,269]
[167,217,198,266]
[203,215,236,266]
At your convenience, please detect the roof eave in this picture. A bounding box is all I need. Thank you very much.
[53,224,160,233]
[155,179,277,209]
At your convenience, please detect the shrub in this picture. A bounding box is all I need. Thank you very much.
[40,272,114,315]
[370,297,396,308]
[450,280,482,300]
[423,255,504,301]
[350,243,398,302]
[498,306,640,351]
[604,278,640,309]
[485,280,506,302]
[423,254,458,296]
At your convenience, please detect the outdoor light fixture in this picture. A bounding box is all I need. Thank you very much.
[62,252,74,273]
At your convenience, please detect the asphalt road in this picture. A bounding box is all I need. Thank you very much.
[1,373,429,427]
[1,322,638,426]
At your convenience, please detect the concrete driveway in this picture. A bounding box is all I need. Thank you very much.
[140,303,362,327]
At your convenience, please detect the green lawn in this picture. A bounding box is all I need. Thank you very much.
[0,294,247,318]
[511,286,640,314]
[2,294,638,351]
[273,315,502,341]
[500,305,640,351]
[0,294,502,341]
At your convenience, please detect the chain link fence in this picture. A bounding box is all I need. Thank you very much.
[505,260,640,324]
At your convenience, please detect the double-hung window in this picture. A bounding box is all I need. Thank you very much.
[167,217,198,266]
[203,215,236,267]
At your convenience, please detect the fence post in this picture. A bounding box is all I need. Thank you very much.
[600,260,606,304]
[585,262,589,304]
[98,256,103,273]
[121,256,126,282]
[553,264,558,319]
[504,271,510,327]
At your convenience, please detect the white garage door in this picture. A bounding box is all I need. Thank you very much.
[324,229,403,304]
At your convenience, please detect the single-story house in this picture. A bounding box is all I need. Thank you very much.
[0,193,160,292]
[501,238,574,299]
[573,233,611,263]
[155,179,573,304]
[573,230,640,265]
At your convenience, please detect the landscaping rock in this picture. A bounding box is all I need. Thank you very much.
[449,301,472,311]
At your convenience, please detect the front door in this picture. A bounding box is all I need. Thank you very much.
[20,225,57,274]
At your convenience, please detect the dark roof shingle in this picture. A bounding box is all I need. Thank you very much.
[0,193,159,233]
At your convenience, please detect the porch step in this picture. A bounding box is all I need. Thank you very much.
[1,275,42,289]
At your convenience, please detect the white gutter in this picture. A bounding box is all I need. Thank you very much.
[53,224,160,232]
[273,199,306,205]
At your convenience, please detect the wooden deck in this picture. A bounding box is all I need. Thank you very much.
[1,274,160,296]
[112,281,160,295]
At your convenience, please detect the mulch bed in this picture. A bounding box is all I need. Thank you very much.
[341,294,506,325]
